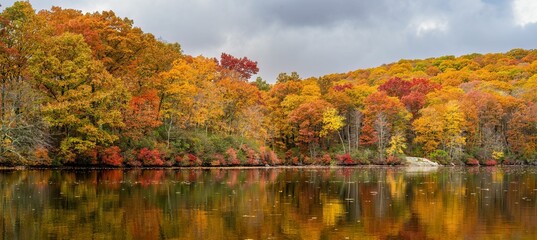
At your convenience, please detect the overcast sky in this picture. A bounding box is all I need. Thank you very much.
[3,0,537,82]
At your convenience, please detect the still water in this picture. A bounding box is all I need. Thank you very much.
[1,167,537,239]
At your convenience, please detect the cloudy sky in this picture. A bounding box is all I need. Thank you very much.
[3,0,537,82]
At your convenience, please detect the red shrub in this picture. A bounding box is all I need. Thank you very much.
[320,154,332,165]
[338,154,355,165]
[292,156,300,165]
[101,146,123,167]
[175,155,186,166]
[268,151,280,165]
[302,156,313,165]
[187,154,202,166]
[259,146,280,166]
[226,148,240,165]
[259,146,268,165]
[242,146,259,165]
[259,146,278,165]
[484,159,497,166]
[285,150,294,164]
[176,155,197,167]
[137,148,164,166]
[211,154,225,166]
[466,158,480,166]
[386,155,402,165]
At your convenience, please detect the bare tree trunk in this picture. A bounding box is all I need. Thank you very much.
[166,116,174,149]
[354,109,362,150]
[346,119,351,152]
[375,113,389,162]
[338,131,346,153]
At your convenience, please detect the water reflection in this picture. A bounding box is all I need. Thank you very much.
[1,167,537,239]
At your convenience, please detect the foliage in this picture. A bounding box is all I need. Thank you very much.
[219,53,259,80]
[386,131,407,157]
[385,155,404,165]
[429,149,449,164]
[484,159,498,166]
[337,153,354,165]
[320,108,345,137]
[466,158,480,166]
[137,148,163,166]
[350,149,373,164]
[101,146,123,167]
[319,153,332,165]
[288,99,332,157]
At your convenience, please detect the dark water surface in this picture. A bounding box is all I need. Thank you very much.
[1,167,537,239]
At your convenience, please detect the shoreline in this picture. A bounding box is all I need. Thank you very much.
[0,164,529,171]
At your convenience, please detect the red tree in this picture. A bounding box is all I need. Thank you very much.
[122,90,162,140]
[289,100,333,157]
[378,77,412,98]
[379,78,441,118]
[360,91,409,146]
[219,53,259,80]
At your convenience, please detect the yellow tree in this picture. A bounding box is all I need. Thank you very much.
[413,107,444,153]
[158,55,220,146]
[218,77,263,136]
[280,79,321,113]
[442,102,467,159]
[346,84,377,150]
[521,75,537,102]
[30,32,126,163]
[413,101,466,161]
[386,131,407,157]
[266,80,303,149]
[320,108,346,152]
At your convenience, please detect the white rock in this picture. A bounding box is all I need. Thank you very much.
[405,157,440,167]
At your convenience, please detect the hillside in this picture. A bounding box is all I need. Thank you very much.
[269,48,536,165]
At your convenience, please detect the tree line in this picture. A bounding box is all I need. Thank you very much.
[0,2,535,166]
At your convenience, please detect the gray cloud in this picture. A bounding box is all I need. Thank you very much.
[253,1,379,28]
[3,0,537,82]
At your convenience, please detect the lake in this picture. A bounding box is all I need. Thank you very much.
[1,167,537,239]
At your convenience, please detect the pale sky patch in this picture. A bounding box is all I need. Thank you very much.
[415,19,448,36]
[513,0,537,26]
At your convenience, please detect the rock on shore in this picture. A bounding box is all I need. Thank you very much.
[405,157,440,167]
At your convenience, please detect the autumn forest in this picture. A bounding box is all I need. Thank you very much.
[1,2,536,167]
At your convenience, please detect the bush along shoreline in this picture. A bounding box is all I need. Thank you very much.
[4,146,532,169]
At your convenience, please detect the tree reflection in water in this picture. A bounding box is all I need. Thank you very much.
[1,167,536,239]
